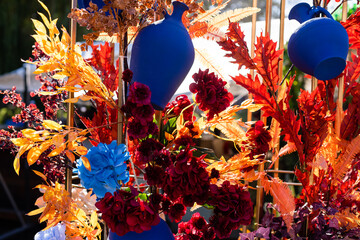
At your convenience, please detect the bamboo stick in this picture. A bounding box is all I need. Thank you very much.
[255,0,272,228]
[273,0,286,181]
[65,0,77,196]
[248,0,258,123]
[117,34,125,145]
[336,0,347,137]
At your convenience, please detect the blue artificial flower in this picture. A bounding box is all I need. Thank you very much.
[77,140,130,198]
[34,223,66,240]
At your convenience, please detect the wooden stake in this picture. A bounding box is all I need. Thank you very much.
[66,0,77,196]
[248,0,258,123]
[255,0,272,229]
[336,0,347,137]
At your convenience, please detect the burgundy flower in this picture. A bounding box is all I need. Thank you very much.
[190,69,233,120]
[128,82,151,105]
[163,147,210,206]
[190,213,207,231]
[135,138,164,164]
[210,168,220,179]
[174,135,195,149]
[96,187,160,236]
[244,120,272,159]
[168,202,187,223]
[147,121,159,136]
[164,94,194,122]
[122,69,133,83]
[127,119,149,140]
[175,213,215,240]
[131,104,155,125]
[208,181,253,238]
[144,165,166,186]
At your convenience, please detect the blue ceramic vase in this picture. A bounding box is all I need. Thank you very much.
[78,0,105,9]
[108,219,175,240]
[130,1,195,110]
[288,2,349,80]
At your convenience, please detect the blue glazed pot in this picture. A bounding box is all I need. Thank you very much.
[108,219,175,240]
[78,0,105,9]
[288,3,349,80]
[130,1,195,110]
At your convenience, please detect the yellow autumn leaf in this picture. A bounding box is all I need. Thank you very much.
[27,147,42,166]
[38,0,51,19]
[68,141,78,151]
[11,138,30,147]
[90,211,98,228]
[31,19,47,35]
[27,207,45,216]
[21,129,36,138]
[37,12,50,29]
[43,120,63,131]
[38,91,59,96]
[52,134,64,148]
[64,97,79,104]
[48,144,66,157]
[52,73,68,80]
[81,157,91,171]
[32,170,48,182]
[13,157,20,175]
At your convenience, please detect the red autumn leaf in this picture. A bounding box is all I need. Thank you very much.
[87,43,119,92]
[341,85,360,140]
[253,33,284,92]
[78,100,118,146]
[342,9,360,49]
[297,87,331,166]
[218,22,255,70]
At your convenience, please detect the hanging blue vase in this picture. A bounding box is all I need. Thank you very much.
[78,0,105,9]
[288,2,349,80]
[130,1,195,110]
[108,219,175,240]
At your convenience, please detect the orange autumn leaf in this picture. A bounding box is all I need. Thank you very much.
[65,150,76,163]
[76,146,88,156]
[81,157,91,171]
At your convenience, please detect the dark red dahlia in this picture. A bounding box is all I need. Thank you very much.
[168,202,187,223]
[95,187,160,236]
[245,120,272,159]
[128,82,151,105]
[163,147,210,206]
[164,94,194,122]
[122,69,133,83]
[131,104,155,125]
[135,138,164,164]
[127,119,149,140]
[208,181,253,238]
[190,69,233,120]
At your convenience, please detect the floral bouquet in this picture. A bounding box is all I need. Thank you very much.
[2,0,360,239]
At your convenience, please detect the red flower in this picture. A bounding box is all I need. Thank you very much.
[164,94,194,122]
[135,138,164,164]
[168,202,187,223]
[122,69,133,83]
[190,69,233,120]
[127,119,149,140]
[163,147,210,206]
[95,187,160,236]
[244,120,272,159]
[128,82,151,105]
[131,104,155,125]
[208,181,253,238]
